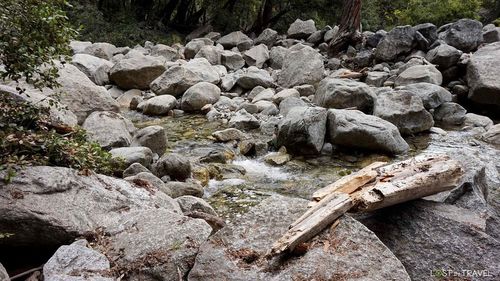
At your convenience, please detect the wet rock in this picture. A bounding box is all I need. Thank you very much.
[142,95,177,116]
[55,63,119,124]
[109,54,166,90]
[167,181,204,198]
[43,239,112,281]
[375,26,415,61]
[276,106,327,155]
[327,109,409,154]
[236,67,274,89]
[287,19,317,39]
[466,42,500,105]
[433,102,467,126]
[439,19,483,52]
[123,163,150,178]
[71,53,113,86]
[279,96,308,116]
[229,109,260,130]
[221,50,245,71]
[374,89,434,134]
[200,150,233,164]
[176,196,217,216]
[131,125,167,156]
[482,124,500,145]
[264,151,292,166]
[217,31,253,51]
[254,28,278,48]
[185,38,213,59]
[313,78,375,113]
[278,45,324,88]
[358,200,499,281]
[153,153,192,181]
[110,146,154,168]
[181,82,221,112]
[243,44,270,68]
[394,65,442,86]
[189,195,411,281]
[82,111,136,150]
[425,44,462,69]
[399,82,452,109]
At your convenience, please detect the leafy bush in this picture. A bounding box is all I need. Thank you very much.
[0,94,120,177]
[0,0,77,90]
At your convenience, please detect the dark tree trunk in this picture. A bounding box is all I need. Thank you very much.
[249,0,274,35]
[328,0,362,56]
[160,0,181,26]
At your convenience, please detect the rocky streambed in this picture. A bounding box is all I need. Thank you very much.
[1,17,500,281]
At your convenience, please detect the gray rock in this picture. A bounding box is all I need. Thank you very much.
[243,44,269,68]
[153,153,191,181]
[55,63,119,124]
[150,66,203,97]
[110,146,154,168]
[395,65,442,86]
[43,239,112,281]
[277,106,327,155]
[254,28,278,48]
[483,27,500,43]
[109,54,166,90]
[184,38,213,59]
[287,19,317,39]
[482,124,500,145]
[150,44,181,61]
[221,50,245,71]
[273,88,300,104]
[181,82,221,112]
[463,113,494,131]
[425,44,462,69]
[195,45,222,65]
[433,102,467,125]
[324,25,339,42]
[125,172,174,197]
[183,58,221,84]
[327,109,409,154]
[70,40,92,54]
[82,111,136,150]
[375,26,415,61]
[176,196,217,216]
[399,82,452,109]
[0,264,7,281]
[189,195,410,281]
[212,128,246,142]
[414,23,438,44]
[466,42,500,105]
[83,42,118,60]
[278,45,324,87]
[167,181,204,198]
[238,102,260,114]
[294,84,315,97]
[252,88,274,103]
[116,89,142,108]
[279,96,308,116]
[365,71,390,87]
[0,166,208,280]
[307,30,324,44]
[229,109,260,130]
[236,67,274,89]
[439,19,483,52]
[314,78,375,113]
[358,200,499,281]
[123,163,150,178]
[366,30,386,48]
[373,89,434,135]
[269,46,288,69]
[131,125,167,156]
[142,95,177,116]
[71,54,113,86]
[217,31,254,51]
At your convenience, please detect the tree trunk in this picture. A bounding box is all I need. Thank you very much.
[328,0,362,56]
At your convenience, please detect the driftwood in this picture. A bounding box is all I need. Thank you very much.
[267,154,463,258]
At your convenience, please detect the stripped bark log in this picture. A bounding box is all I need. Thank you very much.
[267,154,463,258]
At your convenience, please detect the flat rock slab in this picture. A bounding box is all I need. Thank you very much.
[189,195,410,281]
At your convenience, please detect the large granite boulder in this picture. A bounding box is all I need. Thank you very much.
[142,95,177,116]
[425,44,462,69]
[433,102,467,126]
[181,82,221,112]
[278,44,324,87]
[375,26,415,61]
[217,31,253,51]
[236,67,274,89]
[83,42,118,60]
[82,111,136,150]
[184,38,213,59]
[373,89,434,135]
[439,19,483,52]
[466,42,500,105]
[0,166,210,280]
[287,19,317,39]
[131,125,167,156]
[189,195,411,281]
[71,53,113,86]
[313,78,375,113]
[398,82,452,109]
[254,28,278,48]
[243,44,270,68]
[276,106,327,155]
[109,54,166,90]
[394,65,442,86]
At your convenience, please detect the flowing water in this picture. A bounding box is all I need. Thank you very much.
[128,112,500,222]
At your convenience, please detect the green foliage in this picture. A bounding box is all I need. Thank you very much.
[393,0,483,27]
[0,94,120,176]
[0,0,77,90]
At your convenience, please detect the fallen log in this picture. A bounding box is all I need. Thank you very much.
[267,154,463,258]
